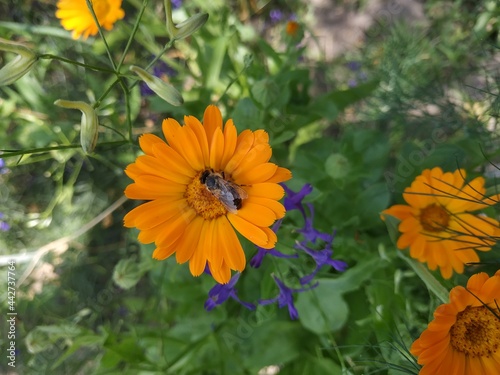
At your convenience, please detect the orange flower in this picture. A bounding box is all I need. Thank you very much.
[124,105,292,284]
[286,21,300,36]
[382,167,499,279]
[411,270,500,375]
[56,0,125,40]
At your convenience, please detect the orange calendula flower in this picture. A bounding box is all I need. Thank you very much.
[124,105,292,284]
[381,167,499,279]
[56,0,125,40]
[411,270,500,375]
[286,20,300,36]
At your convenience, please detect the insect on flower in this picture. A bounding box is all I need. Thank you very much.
[200,170,248,214]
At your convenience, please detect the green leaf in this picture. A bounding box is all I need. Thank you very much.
[231,97,261,131]
[112,257,143,290]
[308,79,380,121]
[296,283,349,334]
[251,78,282,108]
[325,153,351,180]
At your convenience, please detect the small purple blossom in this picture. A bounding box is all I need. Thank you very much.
[282,183,312,219]
[0,213,9,232]
[348,79,357,88]
[298,203,332,244]
[346,61,362,71]
[204,273,255,311]
[269,9,283,23]
[250,248,298,268]
[295,239,348,285]
[250,219,298,268]
[171,0,182,9]
[0,158,8,174]
[260,275,317,320]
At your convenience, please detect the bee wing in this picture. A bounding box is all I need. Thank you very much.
[217,188,239,213]
[229,183,248,199]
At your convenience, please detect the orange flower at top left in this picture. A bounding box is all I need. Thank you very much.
[56,0,125,40]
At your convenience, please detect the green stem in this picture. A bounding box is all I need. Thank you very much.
[38,54,115,73]
[84,0,117,72]
[117,0,149,71]
[1,141,129,158]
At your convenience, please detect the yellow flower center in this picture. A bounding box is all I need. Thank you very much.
[450,306,500,357]
[419,204,450,232]
[91,0,110,19]
[185,170,228,220]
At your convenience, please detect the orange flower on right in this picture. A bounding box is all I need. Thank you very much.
[410,270,500,374]
[382,167,499,279]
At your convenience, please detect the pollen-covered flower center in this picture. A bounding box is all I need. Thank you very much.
[91,0,111,19]
[449,306,500,357]
[419,204,450,232]
[185,170,228,220]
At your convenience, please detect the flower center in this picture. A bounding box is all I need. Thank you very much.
[419,204,450,232]
[185,170,228,220]
[91,0,110,19]
[449,306,500,357]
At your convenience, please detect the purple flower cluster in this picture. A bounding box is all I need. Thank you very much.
[259,275,317,320]
[345,61,368,88]
[204,273,255,311]
[204,183,347,320]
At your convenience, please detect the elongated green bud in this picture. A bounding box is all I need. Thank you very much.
[164,0,208,41]
[0,38,38,86]
[54,100,99,154]
[130,65,183,106]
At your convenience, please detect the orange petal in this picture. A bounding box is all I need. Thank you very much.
[123,197,186,229]
[244,183,285,200]
[185,115,210,167]
[203,105,223,147]
[175,215,204,264]
[139,133,165,155]
[236,163,278,185]
[227,213,269,247]
[209,128,224,171]
[225,130,254,174]
[156,209,196,248]
[265,167,292,183]
[220,119,238,170]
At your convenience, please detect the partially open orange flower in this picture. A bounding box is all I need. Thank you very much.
[56,0,125,40]
[124,105,292,284]
[411,270,500,375]
[381,167,499,279]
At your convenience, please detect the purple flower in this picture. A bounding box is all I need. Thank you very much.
[171,0,182,9]
[295,239,348,285]
[346,61,362,71]
[260,275,317,320]
[250,219,298,268]
[269,9,283,23]
[282,183,312,219]
[298,203,332,244]
[348,79,357,88]
[250,247,298,268]
[0,158,8,174]
[204,273,255,311]
[0,213,9,232]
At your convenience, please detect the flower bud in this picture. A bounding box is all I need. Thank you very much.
[164,0,208,41]
[54,100,99,154]
[0,38,38,86]
[174,13,209,40]
[130,65,183,106]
